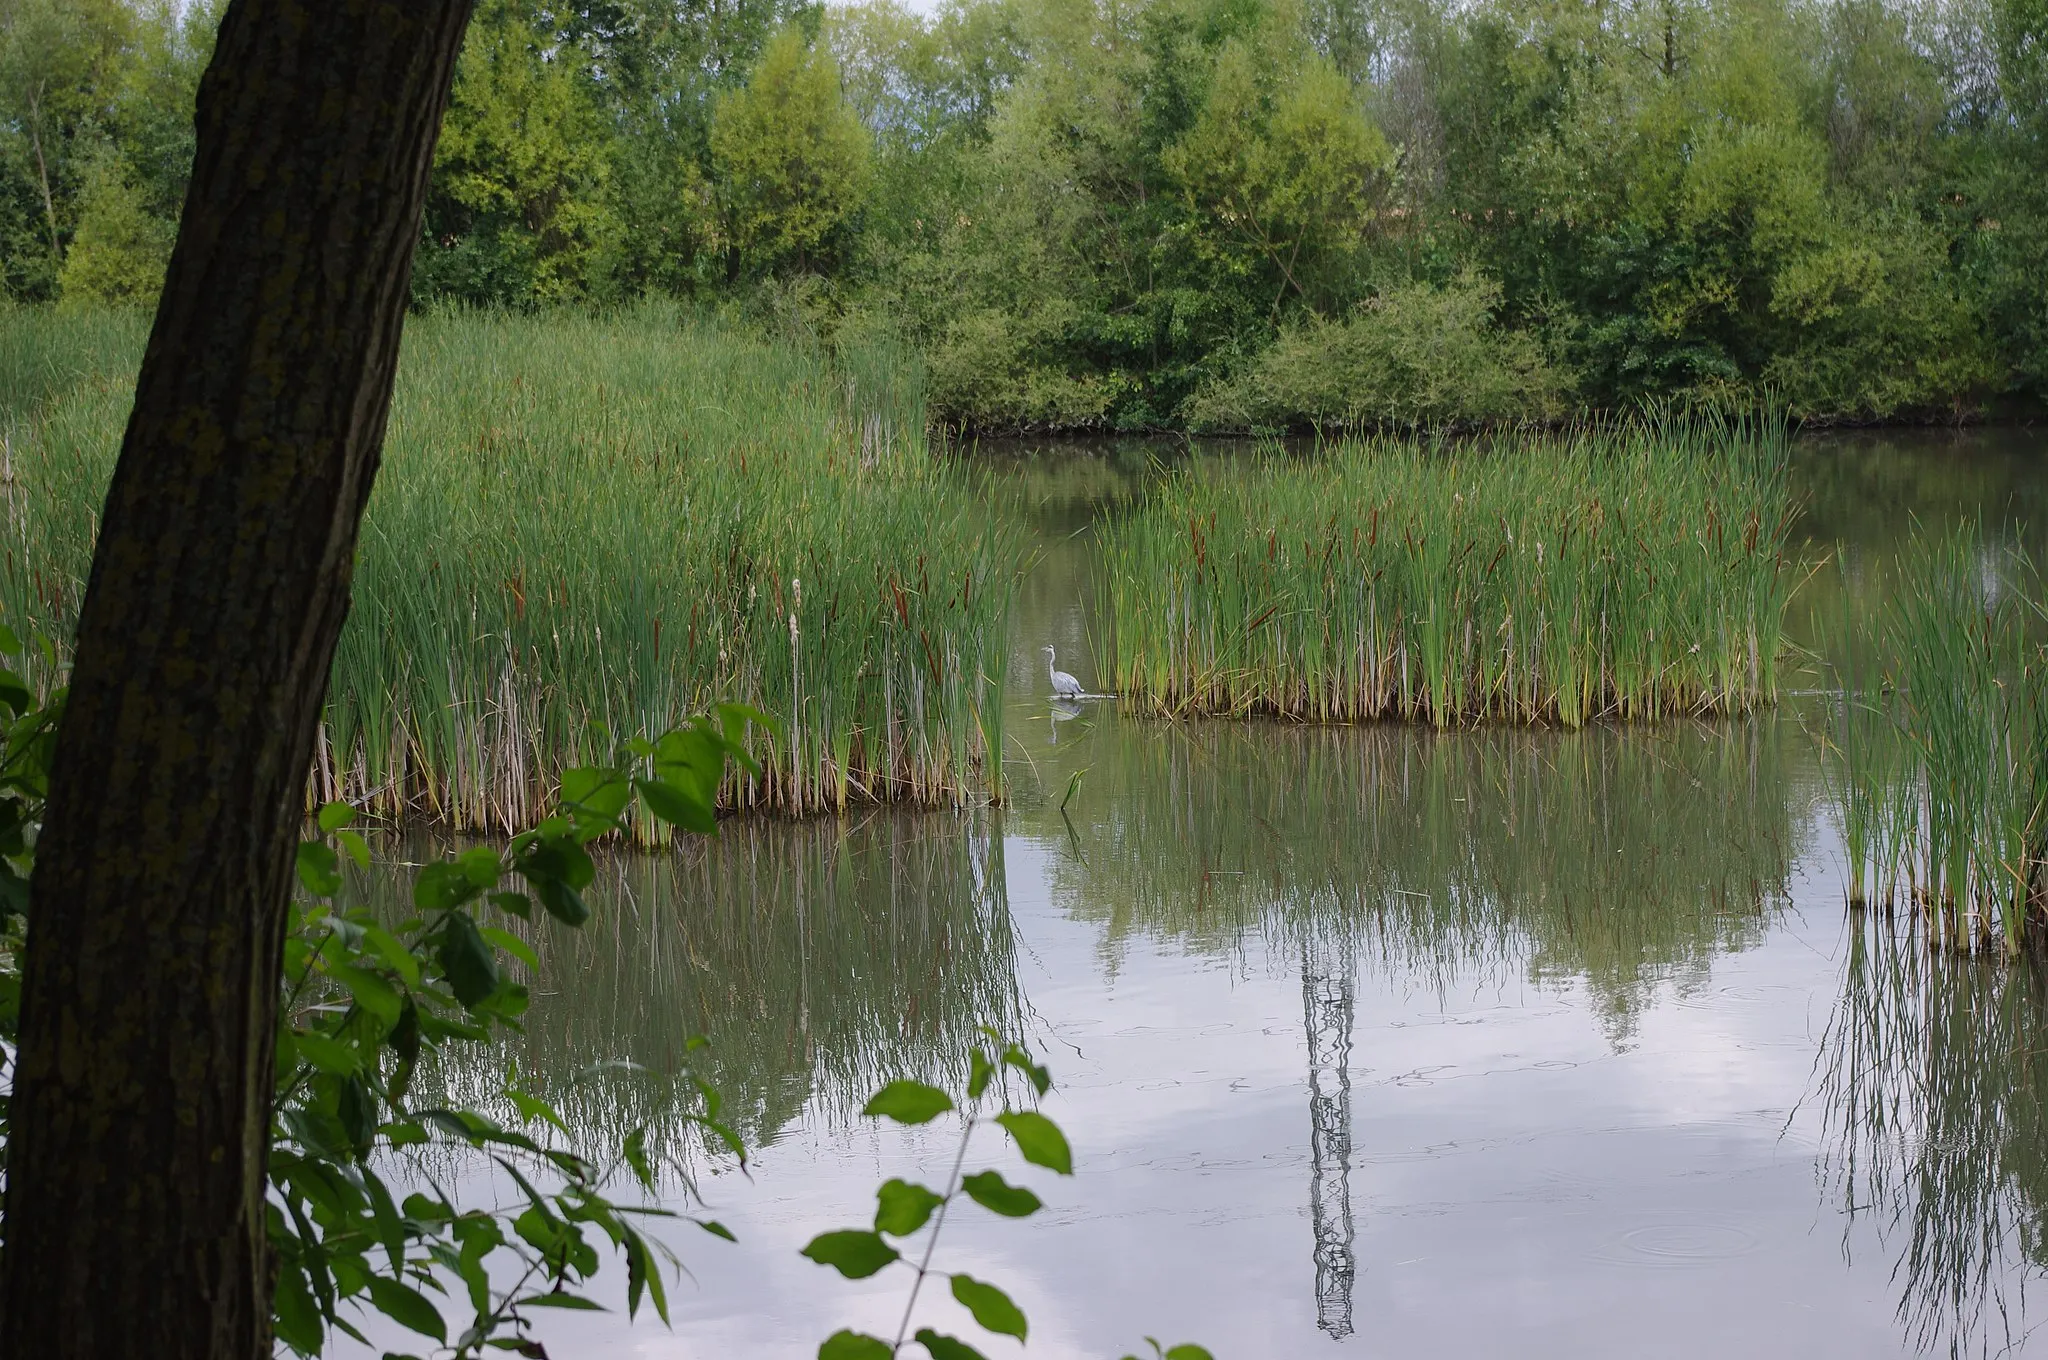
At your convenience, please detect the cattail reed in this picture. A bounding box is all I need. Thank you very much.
[1817,526,2048,954]
[0,305,1020,829]
[1097,415,1796,727]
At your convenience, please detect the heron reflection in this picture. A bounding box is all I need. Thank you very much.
[1048,696,1083,743]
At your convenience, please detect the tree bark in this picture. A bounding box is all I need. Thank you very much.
[0,3,474,1357]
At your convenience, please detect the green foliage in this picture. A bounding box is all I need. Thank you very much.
[12,0,2048,422]
[711,26,874,282]
[0,621,760,1353]
[415,0,619,306]
[1189,272,1565,430]
[268,704,769,1356]
[54,148,170,305]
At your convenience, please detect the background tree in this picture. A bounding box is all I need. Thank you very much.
[710,26,872,282]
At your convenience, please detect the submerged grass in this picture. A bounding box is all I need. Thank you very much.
[1,305,1021,828]
[1098,416,1796,726]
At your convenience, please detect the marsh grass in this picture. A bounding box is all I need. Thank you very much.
[1097,416,1796,726]
[0,305,1020,828]
[1816,527,2048,952]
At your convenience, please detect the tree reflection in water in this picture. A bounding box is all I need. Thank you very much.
[1816,918,2048,1358]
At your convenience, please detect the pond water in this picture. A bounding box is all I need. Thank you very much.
[387,427,2048,1359]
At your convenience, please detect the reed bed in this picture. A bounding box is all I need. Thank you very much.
[0,305,1020,828]
[1097,417,1796,726]
[1815,527,2048,953]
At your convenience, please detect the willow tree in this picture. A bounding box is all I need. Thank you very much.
[0,2,475,1356]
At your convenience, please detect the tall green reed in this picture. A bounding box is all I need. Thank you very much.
[1097,415,1796,726]
[1820,526,2048,952]
[0,305,1021,828]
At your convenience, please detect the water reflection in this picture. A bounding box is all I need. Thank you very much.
[399,812,1021,1164]
[1818,919,2048,1358]
[1041,713,1800,1043]
[357,425,2048,1357]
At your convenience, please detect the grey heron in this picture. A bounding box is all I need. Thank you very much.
[1042,645,1083,700]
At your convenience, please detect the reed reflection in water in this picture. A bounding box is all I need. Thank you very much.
[1043,713,1802,1041]
[1818,918,2048,1358]
[392,811,1022,1171]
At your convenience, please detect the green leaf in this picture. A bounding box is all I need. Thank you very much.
[361,925,421,988]
[623,1128,656,1190]
[967,1049,994,1101]
[560,766,631,821]
[366,1276,446,1343]
[950,1275,1027,1341]
[414,861,482,913]
[1001,1044,1052,1097]
[338,1075,378,1154]
[995,1111,1072,1174]
[488,889,533,921]
[506,1087,568,1134]
[1164,1347,1216,1360]
[819,1332,893,1360]
[455,846,502,888]
[874,1178,944,1236]
[652,725,729,804]
[329,964,401,1026]
[296,841,342,897]
[513,1292,605,1311]
[800,1230,900,1279]
[479,926,540,974]
[361,1165,406,1273]
[623,1224,669,1324]
[316,801,356,833]
[533,877,589,927]
[961,1170,1042,1218]
[271,1262,324,1356]
[636,776,715,834]
[522,838,594,891]
[916,1329,991,1360]
[293,1031,360,1076]
[335,827,372,870]
[697,1218,736,1241]
[436,913,500,1008]
[862,1080,953,1125]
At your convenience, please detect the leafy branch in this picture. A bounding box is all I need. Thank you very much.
[803,1036,1212,1360]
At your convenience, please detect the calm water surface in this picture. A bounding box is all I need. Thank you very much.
[402,427,2048,1358]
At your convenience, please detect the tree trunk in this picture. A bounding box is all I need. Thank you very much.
[26,83,60,260]
[0,3,474,1358]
